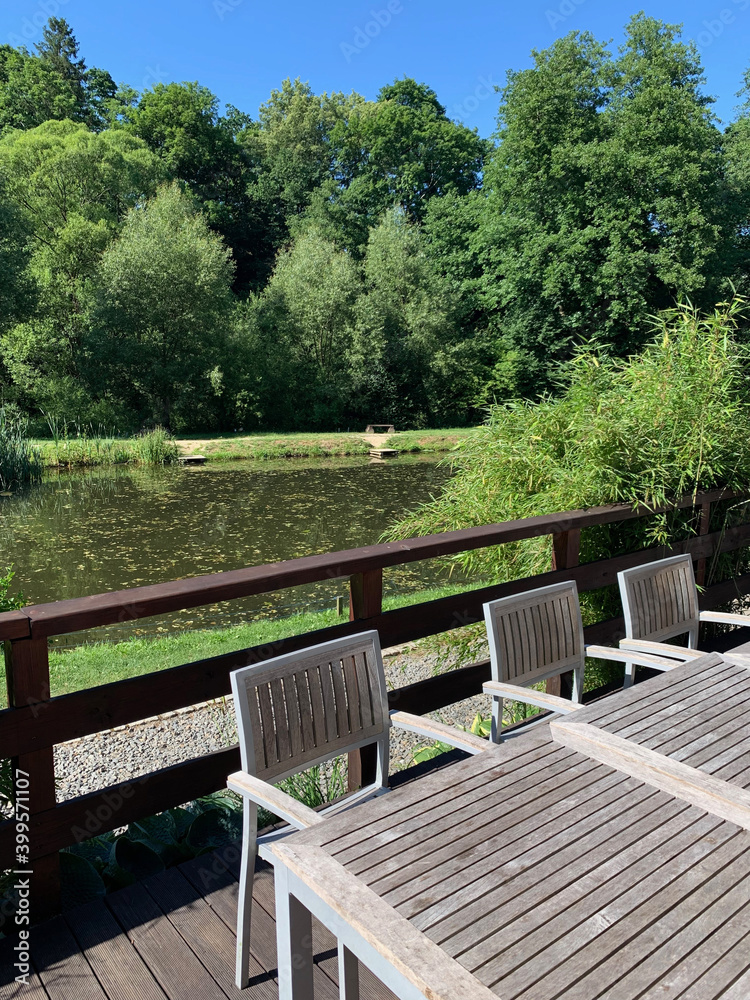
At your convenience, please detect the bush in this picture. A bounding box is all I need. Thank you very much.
[132,427,179,465]
[0,407,42,490]
[387,299,750,654]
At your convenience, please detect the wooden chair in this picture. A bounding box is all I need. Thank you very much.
[227,630,487,989]
[482,580,677,741]
[617,553,750,686]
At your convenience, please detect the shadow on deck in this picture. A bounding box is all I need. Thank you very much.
[0,852,397,1000]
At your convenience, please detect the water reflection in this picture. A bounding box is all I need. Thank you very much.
[0,456,455,641]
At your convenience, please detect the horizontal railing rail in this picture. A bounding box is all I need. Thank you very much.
[1,486,748,920]
[0,487,738,642]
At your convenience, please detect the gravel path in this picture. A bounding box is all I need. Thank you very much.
[54,646,492,802]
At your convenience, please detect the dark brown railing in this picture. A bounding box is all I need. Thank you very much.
[2,486,749,918]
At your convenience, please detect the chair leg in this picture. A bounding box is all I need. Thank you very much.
[339,943,360,1000]
[571,668,584,704]
[623,661,635,689]
[491,697,503,744]
[235,800,258,989]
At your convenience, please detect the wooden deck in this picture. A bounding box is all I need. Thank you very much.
[0,852,397,1000]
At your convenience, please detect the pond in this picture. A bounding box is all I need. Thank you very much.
[0,456,458,642]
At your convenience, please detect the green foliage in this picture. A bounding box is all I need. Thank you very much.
[59,791,243,906]
[388,299,750,642]
[478,14,738,384]
[0,565,26,613]
[90,182,235,430]
[131,428,180,465]
[0,407,42,490]
[3,15,750,431]
[280,759,346,808]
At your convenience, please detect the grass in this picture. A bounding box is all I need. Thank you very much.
[385,428,481,453]
[34,425,179,468]
[184,432,371,461]
[28,428,478,467]
[0,583,487,705]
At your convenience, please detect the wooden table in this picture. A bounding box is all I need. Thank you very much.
[270,650,750,1000]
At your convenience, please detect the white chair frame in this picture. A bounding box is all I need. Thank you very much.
[618,553,750,686]
[227,630,487,989]
[483,580,678,742]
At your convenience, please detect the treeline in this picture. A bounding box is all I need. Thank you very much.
[1,13,750,432]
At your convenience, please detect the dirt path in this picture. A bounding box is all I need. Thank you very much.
[362,433,391,448]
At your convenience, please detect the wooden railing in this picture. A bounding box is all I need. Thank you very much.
[2,486,749,919]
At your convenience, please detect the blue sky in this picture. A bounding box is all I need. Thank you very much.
[3,0,750,137]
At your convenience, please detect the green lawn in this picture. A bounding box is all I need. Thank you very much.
[385,428,480,453]
[0,583,486,706]
[30,428,479,467]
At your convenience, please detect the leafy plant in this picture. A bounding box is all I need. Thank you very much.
[279,759,346,809]
[60,791,242,907]
[0,407,42,490]
[388,300,750,668]
[131,427,180,465]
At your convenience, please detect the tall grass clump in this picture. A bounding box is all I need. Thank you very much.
[386,299,750,637]
[0,408,43,490]
[132,427,179,465]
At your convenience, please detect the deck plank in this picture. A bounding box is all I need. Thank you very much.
[0,935,49,1000]
[64,900,167,1000]
[143,867,276,1000]
[105,883,230,1000]
[29,915,107,1000]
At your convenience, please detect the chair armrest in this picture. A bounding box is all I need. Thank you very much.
[618,638,705,661]
[482,680,584,715]
[227,770,323,829]
[585,644,679,672]
[389,710,489,755]
[700,610,750,628]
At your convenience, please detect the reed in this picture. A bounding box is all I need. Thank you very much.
[0,408,43,490]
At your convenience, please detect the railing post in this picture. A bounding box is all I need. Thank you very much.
[348,569,383,791]
[4,636,60,919]
[695,501,712,586]
[548,529,581,699]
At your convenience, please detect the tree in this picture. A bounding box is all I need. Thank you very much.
[303,78,488,253]
[0,184,33,333]
[351,211,462,426]
[91,183,235,429]
[123,81,270,290]
[0,44,79,131]
[724,67,750,293]
[0,121,160,417]
[478,15,735,384]
[0,21,116,133]
[253,229,360,427]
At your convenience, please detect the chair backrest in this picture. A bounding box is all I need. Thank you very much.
[483,581,585,689]
[617,554,700,646]
[230,631,389,785]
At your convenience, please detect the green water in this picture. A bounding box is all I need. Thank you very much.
[0,456,456,641]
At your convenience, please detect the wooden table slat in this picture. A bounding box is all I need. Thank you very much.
[377,768,636,907]
[498,829,750,1000]
[436,792,693,956]
[346,750,598,880]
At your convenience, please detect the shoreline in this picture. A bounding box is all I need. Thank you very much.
[30,428,477,469]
